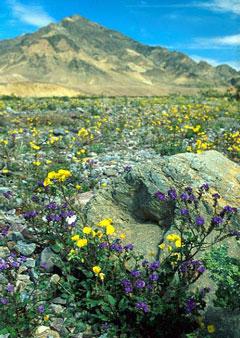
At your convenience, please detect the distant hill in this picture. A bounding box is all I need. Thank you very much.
[0,15,239,96]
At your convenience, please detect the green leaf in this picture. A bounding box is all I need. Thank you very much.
[107,294,117,306]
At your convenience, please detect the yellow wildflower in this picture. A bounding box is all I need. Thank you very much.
[29,142,40,151]
[33,161,41,166]
[120,233,126,240]
[99,272,105,281]
[207,324,216,334]
[106,224,115,235]
[98,218,113,227]
[76,238,88,248]
[96,230,103,238]
[43,177,52,187]
[175,239,182,248]
[44,315,49,321]
[92,266,101,275]
[75,184,82,190]
[166,234,182,247]
[71,234,80,241]
[159,243,166,250]
[83,227,92,235]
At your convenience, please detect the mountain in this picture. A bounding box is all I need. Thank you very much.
[0,15,239,97]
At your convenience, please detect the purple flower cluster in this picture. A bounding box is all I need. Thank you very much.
[23,210,38,220]
[6,283,14,293]
[135,279,146,289]
[0,297,9,305]
[121,279,133,294]
[229,230,240,239]
[185,297,197,313]
[110,243,123,253]
[149,261,160,271]
[130,270,141,277]
[168,188,177,200]
[179,259,205,274]
[200,183,209,191]
[124,243,134,251]
[0,253,27,271]
[1,225,10,237]
[220,205,237,217]
[211,216,223,225]
[99,242,109,249]
[155,191,166,201]
[149,273,159,281]
[135,301,149,313]
[195,215,205,226]
[155,184,210,205]
[46,209,75,224]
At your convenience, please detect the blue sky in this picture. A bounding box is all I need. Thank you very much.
[0,0,239,69]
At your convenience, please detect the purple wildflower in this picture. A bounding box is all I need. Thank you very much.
[155,191,166,201]
[23,210,38,220]
[124,243,134,251]
[135,301,149,313]
[180,208,189,216]
[211,216,223,225]
[99,242,109,249]
[37,305,45,314]
[130,270,141,278]
[195,215,205,226]
[0,297,8,305]
[149,273,159,281]
[185,298,197,313]
[110,243,123,252]
[149,261,160,271]
[142,260,149,267]
[180,192,188,201]
[6,283,14,293]
[200,183,209,191]
[135,279,146,289]
[168,188,177,200]
[121,279,133,294]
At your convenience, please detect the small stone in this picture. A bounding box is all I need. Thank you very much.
[8,231,24,242]
[104,168,118,177]
[52,297,67,305]
[18,265,28,274]
[50,274,61,284]
[50,318,66,333]
[15,241,36,256]
[40,247,57,272]
[7,241,16,250]
[0,246,10,258]
[34,326,60,338]
[23,258,36,268]
[16,274,31,291]
[50,304,64,314]
[53,129,65,136]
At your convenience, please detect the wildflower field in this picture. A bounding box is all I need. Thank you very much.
[0,94,239,338]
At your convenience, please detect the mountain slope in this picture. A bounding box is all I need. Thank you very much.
[0,15,238,96]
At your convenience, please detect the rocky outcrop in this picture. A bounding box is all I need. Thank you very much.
[84,150,240,257]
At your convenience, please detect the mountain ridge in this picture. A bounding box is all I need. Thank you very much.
[0,14,239,97]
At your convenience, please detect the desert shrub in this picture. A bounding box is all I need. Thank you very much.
[204,245,240,310]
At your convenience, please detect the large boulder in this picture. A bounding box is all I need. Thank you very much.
[84,150,240,257]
